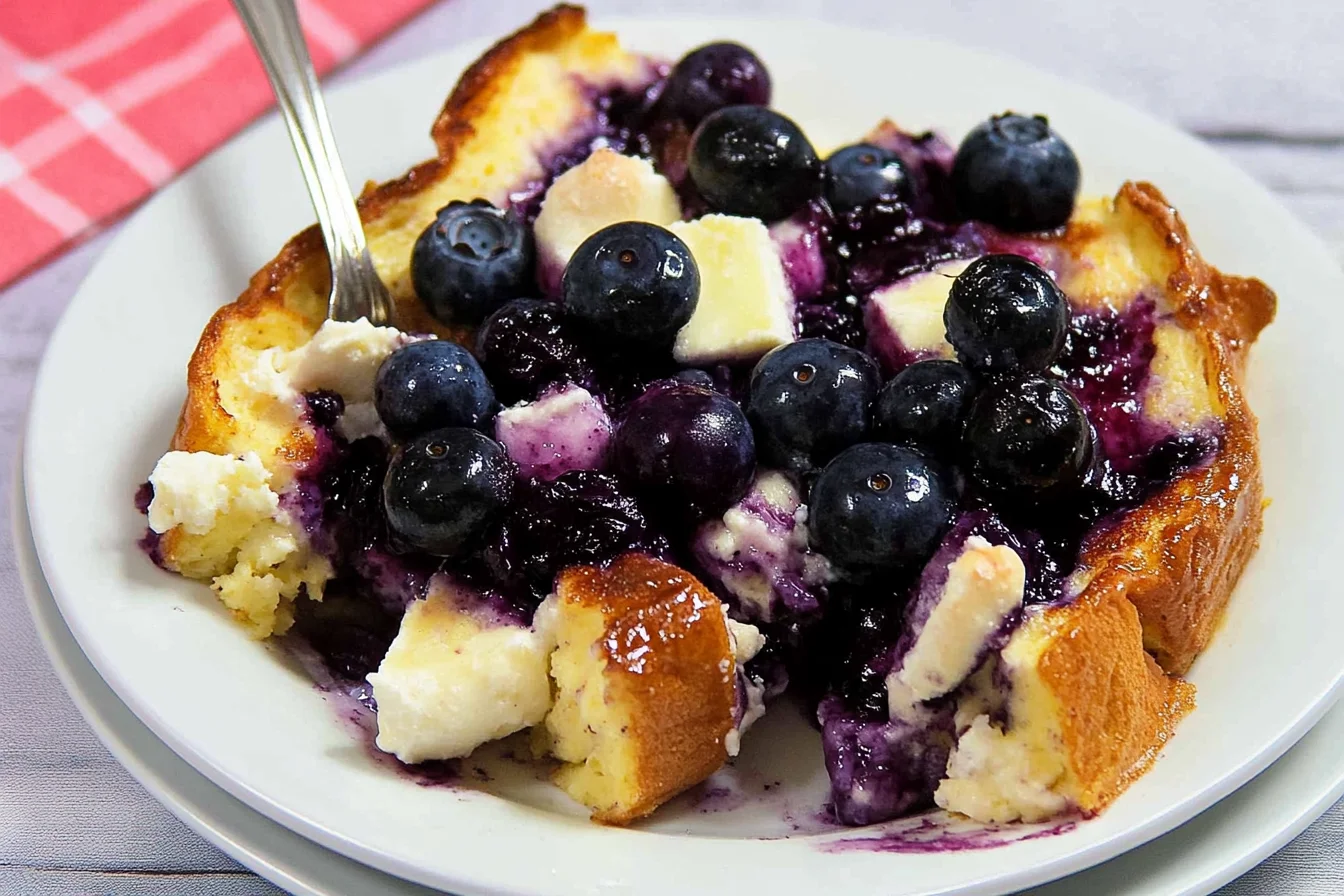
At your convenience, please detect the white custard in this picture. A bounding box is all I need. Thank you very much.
[368,583,554,763]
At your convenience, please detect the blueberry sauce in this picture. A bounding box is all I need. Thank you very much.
[1054,299,1159,472]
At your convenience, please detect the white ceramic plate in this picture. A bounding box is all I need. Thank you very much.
[16,459,1344,896]
[23,14,1344,896]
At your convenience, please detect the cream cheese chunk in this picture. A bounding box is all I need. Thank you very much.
[865,258,974,361]
[368,583,554,763]
[243,317,412,404]
[724,616,766,757]
[534,148,681,269]
[147,451,279,536]
[887,537,1025,722]
[671,214,796,365]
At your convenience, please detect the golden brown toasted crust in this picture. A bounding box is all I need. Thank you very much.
[1030,583,1196,812]
[1068,182,1274,675]
[1024,182,1272,812]
[555,555,736,824]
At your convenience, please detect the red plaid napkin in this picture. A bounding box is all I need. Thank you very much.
[0,0,436,288]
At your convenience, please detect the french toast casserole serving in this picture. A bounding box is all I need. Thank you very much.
[137,6,1275,827]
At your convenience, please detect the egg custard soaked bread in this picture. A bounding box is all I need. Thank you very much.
[140,5,1274,827]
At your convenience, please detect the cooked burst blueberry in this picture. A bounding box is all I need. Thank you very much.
[475,299,594,402]
[291,589,399,680]
[374,341,495,440]
[747,338,880,472]
[562,222,700,347]
[382,428,515,556]
[874,359,977,453]
[964,373,1094,497]
[484,471,667,593]
[659,42,771,125]
[823,143,911,211]
[688,106,820,222]
[951,113,1080,232]
[412,200,535,325]
[613,382,755,522]
[944,254,1069,372]
[809,443,956,576]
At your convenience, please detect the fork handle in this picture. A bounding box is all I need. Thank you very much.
[231,0,393,326]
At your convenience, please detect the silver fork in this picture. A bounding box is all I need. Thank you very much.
[232,0,394,326]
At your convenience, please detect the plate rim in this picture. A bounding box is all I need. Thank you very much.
[22,12,1344,896]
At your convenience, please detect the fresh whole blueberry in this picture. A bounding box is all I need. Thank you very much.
[823,143,912,211]
[613,382,755,522]
[382,428,515,556]
[562,222,700,347]
[945,254,1070,372]
[963,373,1094,497]
[951,113,1080,232]
[747,338,880,472]
[475,299,594,402]
[688,106,821,222]
[874,359,977,453]
[659,42,771,125]
[412,200,535,326]
[809,443,956,576]
[374,341,495,440]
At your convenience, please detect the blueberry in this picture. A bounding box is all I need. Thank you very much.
[382,428,515,556]
[823,143,911,211]
[562,222,699,347]
[874,360,977,453]
[304,389,345,428]
[673,368,717,388]
[374,341,495,440]
[951,113,1080,232]
[291,589,398,680]
[747,339,880,473]
[945,254,1069,372]
[475,299,594,403]
[688,106,820,222]
[613,382,755,522]
[809,443,956,576]
[963,373,1093,497]
[659,42,771,125]
[411,200,535,326]
[798,298,866,350]
[485,471,667,593]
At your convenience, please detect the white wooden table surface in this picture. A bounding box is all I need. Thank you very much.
[2,0,1342,893]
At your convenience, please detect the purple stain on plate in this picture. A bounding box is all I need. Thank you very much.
[820,813,1080,853]
[133,481,154,515]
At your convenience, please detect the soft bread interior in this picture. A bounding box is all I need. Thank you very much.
[543,555,738,824]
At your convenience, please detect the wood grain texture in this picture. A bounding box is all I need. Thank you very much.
[0,0,1340,893]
